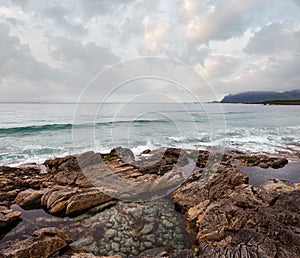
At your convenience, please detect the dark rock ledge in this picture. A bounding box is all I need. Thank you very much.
[0,147,299,258]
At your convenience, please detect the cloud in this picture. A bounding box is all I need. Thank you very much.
[195,54,242,80]
[0,0,299,102]
[40,5,87,36]
[244,23,300,55]
[0,22,59,83]
[220,54,300,94]
[142,15,171,55]
[49,37,119,76]
[184,0,273,44]
[75,0,137,18]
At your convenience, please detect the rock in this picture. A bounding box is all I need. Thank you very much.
[41,186,113,216]
[140,222,155,234]
[173,164,300,258]
[1,227,72,258]
[44,155,80,173]
[0,165,51,206]
[65,188,113,216]
[41,186,78,214]
[264,178,299,192]
[111,242,120,252]
[0,205,21,229]
[236,155,288,169]
[139,249,194,258]
[142,149,151,154]
[71,254,121,258]
[15,188,46,209]
[110,147,135,164]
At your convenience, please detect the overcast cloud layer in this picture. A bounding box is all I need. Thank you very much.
[0,0,299,102]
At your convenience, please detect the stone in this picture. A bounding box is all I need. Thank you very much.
[173,164,300,257]
[65,188,113,216]
[140,222,155,234]
[0,205,21,229]
[15,188,46,209]
[110,147,135,164]
[41,186,78,214]
[71,255,121,258]
[1,227,72,258]
[41,186,113,216]
[111,242,120,252]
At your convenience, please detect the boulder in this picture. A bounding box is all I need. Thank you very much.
[1,227,72,258]
[41,186,113,216]
[110,147,135,164]
[65,188,113,215]
[15,188,47,209]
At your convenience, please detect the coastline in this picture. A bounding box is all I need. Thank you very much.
[0,147,299,257]
[220,100,300,105]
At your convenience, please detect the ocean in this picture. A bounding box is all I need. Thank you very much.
[0,103,299,166]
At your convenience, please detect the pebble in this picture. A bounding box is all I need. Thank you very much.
[28,200,189,257]
[111,242,120,252]
[140,223,155,234]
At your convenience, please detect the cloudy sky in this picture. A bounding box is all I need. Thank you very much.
[0,0,299,102]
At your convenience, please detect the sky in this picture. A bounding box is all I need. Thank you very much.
[0,0,299,102]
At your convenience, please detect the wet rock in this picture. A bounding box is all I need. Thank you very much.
[264,178,300,192]
[0,206,21,229]
[41,187,113,216]
[44,155,80,173]
[41,186,78,214]
[15,188,46,209]
[71,255,121,258]
[110,147,135,165]
[140,222,155,234]
[236,155,288,169]
[173,165,300,258]
[139,249,194,258]
[65,188,113,216]
[0,165,51,206]
[1,227,72,258]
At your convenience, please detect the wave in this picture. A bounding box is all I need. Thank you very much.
[0,119,170,135]
[0,124,73,134]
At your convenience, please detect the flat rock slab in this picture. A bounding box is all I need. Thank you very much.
[0,227,72,258]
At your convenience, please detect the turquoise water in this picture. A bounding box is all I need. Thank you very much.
[0,103,299,165]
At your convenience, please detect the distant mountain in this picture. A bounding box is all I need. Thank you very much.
[221,89,300,103]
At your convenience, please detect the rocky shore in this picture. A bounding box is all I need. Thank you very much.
[0,147,299,258]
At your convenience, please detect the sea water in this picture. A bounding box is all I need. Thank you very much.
[0,102,299,166]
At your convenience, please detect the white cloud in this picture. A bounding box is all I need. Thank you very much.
[142,15,171,55]
[195,54,242,80]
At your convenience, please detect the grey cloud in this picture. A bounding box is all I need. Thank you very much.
[75,0,137,18]
[40,5,87,36]
[244,23,300,55]
[220,54,300,94]
[0,22,60,83]
[49,37,120,79]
